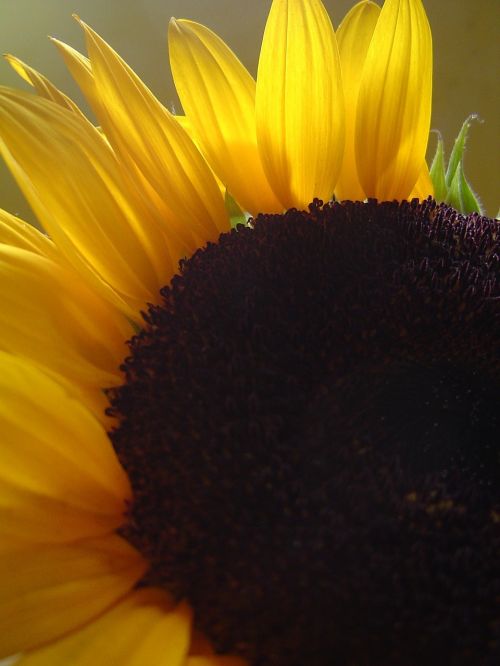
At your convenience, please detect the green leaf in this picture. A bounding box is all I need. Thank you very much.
[429,131,447,202]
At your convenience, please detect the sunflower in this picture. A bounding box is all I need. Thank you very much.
[0,0,498,665]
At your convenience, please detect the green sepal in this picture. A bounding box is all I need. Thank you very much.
[446,161,483,215]
[445,114,477,188]
[225,190,248,228]
[429,132,447,202]
[429,115,483,215]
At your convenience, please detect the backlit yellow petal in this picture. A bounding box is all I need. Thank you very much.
[77,20,228,246]
[0,209,123,423]
[256,0,344,210]
[172,114,228,201]
[0,535,146,657]
[335,0,380,201]
[169,19,282,216]
[0,208,58,260]
[17,589,191,666]
[0,244,130,387]
[355,0,432,200]
[0,353,130,544]
[49,37,97,111]
[0,88,174,318]
[4,53,86,119]
[409,160,434,200]
[52,35,201,265]
[71,383,118,430]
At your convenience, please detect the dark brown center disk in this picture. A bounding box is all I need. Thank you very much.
[108,199,500,666]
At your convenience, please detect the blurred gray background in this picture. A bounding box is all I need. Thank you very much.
[1,0,498,219]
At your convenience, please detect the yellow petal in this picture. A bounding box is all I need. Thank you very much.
[409,160,434,200]
[335,0,380,201]
[49,38,97,111]
[70,382,118,428]
[77,20,229,243]
[0,217,121,424]
[355,0,433,200]
[0,208,58,260]
[167,114,227,203]
[52,34,222,264]
[255,0,344,210]
[0,535,146,657]
[48,40,114,147]
[16,589,191,666]
[0,352,130,544]
[0,244,130,388]
[0,88,174,318]
[4,53,86,119]
[169,19,282,216]
[173,114,190,134]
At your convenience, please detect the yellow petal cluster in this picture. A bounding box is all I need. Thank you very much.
[169,0,433,210]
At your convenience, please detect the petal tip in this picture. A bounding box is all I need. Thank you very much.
[72,13,87,30]
[168,17,180,35]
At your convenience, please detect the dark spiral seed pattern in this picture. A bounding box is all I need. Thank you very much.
[108,199,500,666]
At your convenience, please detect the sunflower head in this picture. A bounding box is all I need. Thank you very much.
[106,198,499,665]
[0,1,497,665]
